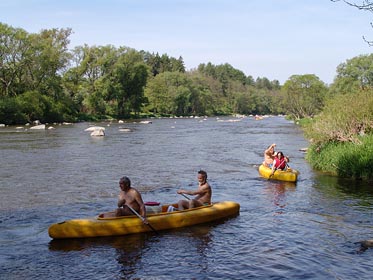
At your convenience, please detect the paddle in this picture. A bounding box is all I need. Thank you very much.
[268,168,277,179]
[269,157,287,179]
[126,204,159,234]
[285,162,291,170]
[180,193,191,200]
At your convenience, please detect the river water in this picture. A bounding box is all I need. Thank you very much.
[1,116,372,279]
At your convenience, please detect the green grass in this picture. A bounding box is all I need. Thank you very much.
[306,134,373,181]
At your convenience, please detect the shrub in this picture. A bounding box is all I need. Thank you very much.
[0,97,27,125]
[304,89,373,145]
[306,135,373,180]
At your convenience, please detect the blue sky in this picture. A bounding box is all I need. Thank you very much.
[1,0,372,84]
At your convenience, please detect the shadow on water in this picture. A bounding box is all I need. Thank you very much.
[314,173,373,203]
[48,217,236,279]
[48,234,149,252]
[49,234,151,279]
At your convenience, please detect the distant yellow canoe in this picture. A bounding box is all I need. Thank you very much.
[48,201,240,239]
[258,164,299,182]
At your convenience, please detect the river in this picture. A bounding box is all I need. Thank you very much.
[0,116,372,279]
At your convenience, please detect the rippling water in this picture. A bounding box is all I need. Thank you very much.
[1,116,373,279]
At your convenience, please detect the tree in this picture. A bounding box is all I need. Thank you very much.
[281,74,328,119]
[0,23,31,97]
[107,48,148,118]
[141,52,185,76]
[331,0,373,11]
[145,71,192,115]
[331,0,373,44]
[26,28,72,100]
[65,44,117,115]
[0,24,76,123]
[330,54,373,94]
[304,89,373,144]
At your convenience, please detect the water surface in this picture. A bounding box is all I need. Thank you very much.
[1,116,372,279]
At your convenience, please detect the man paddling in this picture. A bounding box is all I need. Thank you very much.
[177,170,212,210]
[116,176,148,224]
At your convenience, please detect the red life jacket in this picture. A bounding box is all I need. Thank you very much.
[274,157,287,170]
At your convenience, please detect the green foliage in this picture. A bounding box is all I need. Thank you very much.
[302,55,373,181]
[330,54,373,95]
[233,92,256,114]
[304,90,373,144]
[281,74,328,120]
[16,91,48,122]
[198,62,248,86]
[306,135,373,180]
[0,22,334,124]
[142,51,185,76]
[0,23,31,97]
[0,97,27,124]
[144,71,196,115]
[15,91,75,123]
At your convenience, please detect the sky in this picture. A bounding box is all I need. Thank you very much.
[1,0,373,84]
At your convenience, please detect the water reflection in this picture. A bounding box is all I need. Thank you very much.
[49,223,216,279]
[49,234,149,279]
[48,234,148,252]
[313,174,373,210]
[262,180,296,214]
[317,174,373,197]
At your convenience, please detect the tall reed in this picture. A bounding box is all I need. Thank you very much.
[306,135,373,180]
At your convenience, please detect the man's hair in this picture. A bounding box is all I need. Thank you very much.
[120,176,131,187]
[198,170,207,179]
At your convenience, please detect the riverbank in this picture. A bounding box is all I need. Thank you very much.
[305,134,373,181]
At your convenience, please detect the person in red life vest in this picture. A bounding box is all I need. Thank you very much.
[270,151,288,176]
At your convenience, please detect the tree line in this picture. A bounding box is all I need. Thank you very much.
[1,22,285,124]
[0,22,371,142]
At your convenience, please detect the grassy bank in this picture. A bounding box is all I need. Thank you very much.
[306,134,373,181]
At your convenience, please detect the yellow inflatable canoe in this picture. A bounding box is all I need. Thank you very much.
[48,201,240,239]
[258,164,299,182]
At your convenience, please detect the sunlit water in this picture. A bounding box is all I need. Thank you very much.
[1,116,373,279]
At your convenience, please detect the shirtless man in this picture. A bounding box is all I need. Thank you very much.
[177,170,212,210]
[115,176,148,224]
[263,143,276,167]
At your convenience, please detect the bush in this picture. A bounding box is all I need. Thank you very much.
[0,97,27,125]
[304,90,373,145]
[306,135,373,180]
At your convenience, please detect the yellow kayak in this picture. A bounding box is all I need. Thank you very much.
[48,201,240,239]
[258,164,299,182]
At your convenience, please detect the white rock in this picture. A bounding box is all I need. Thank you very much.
[30,124,46,130]
[84,126,106,132]
[90,129,105,137]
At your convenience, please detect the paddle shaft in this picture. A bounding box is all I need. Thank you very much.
[269,168,277,179]
[126,204,159,234]
[269,158,287,179]
[180,193,191,200]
